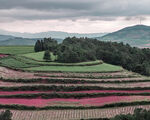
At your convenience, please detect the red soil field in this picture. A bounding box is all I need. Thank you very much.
[1,90,150,95]
[61,90,150,94]
[0,67,37,79]
[0,96,150,107]
[0,91,52,95]
[0,54,8,58]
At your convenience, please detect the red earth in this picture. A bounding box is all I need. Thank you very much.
[0,96,150,107]
[1,90,150,95]
[0,54,8,58]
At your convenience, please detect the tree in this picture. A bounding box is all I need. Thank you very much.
[0,110,12,120]
[34,40,42,52]
[43,50,51,61]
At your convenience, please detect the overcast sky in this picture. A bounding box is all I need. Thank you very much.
[0,0,150,33]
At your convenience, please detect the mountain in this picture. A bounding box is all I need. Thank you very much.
[0,36,38,45]
[0,35,63,45]
[0,29,106,39]
[0,35,15,42]
[97,25,150,48]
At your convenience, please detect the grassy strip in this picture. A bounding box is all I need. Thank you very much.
[19,55,103,66]
[21,51,56,62]
[1,77,150,84]
[0,61,123,73]
[0,56,38,68]
[1,93,150,99]
[0,46,34,55]
[24,63,123,73]
[1,85,150,91]
[1,101,150,110]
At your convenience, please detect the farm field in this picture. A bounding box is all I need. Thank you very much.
[1,105,150,120]
[22,51,56,61]
[0,46,150,120]
[25,63,122,72]
[1,96,150,107]
[0,46,34,54]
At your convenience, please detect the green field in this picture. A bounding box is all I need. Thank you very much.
[0,46,123,72]
[22,51,56,61]
[0,57,38,68]
[25,63,122,72]
[0,46,34,54]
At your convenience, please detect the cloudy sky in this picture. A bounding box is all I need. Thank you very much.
[0,0,150,33]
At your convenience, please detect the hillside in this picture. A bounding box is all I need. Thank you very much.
[0,37,38,45]
[0,35,15,41]
[0,29,106,39]
[97,25,150,48]
[0,35,63,45]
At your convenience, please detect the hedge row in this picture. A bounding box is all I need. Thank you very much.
[1,92,150,99]
[1,101,150,110]
[1,85,150,91]
[1,77,149,84]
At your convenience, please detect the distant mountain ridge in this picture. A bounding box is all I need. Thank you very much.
[97,25,150,48]
[0,29,106,39]
[0,30,106,45]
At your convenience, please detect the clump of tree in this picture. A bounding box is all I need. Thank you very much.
[56,37,96,63]
[111,108,150,120]
[0,110,12,120]
[34,37,150,76]
[43,50,51,61]
[34,38,58,52]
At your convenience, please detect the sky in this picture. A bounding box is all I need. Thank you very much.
[0,0,150,33]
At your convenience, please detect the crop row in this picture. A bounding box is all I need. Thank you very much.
[2,105,150,120]
[1,77,150,84]
[2,92,150,99]
[1,82,150,88]
[1,101,150,110]
[2,85,150,92]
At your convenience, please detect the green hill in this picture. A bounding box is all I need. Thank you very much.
[97,25,150,48]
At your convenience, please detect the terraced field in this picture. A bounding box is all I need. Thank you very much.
[1,105,150,120]
[1,50,150,120]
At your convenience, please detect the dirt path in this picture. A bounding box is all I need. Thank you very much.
[0,67,37,79]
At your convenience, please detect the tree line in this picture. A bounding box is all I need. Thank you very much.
[34,37,150,76]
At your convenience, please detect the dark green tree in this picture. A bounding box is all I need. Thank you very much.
[43,50,51,61]
[0,110,12,120]
[34,40,42,52]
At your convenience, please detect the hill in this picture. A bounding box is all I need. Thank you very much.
[97,25,150,48]
[0,35,15,41]
[0,29,106,39]
[0,35,63,45]
[0,37,38,45]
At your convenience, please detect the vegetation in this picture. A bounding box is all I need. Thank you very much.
[25,63,122,72]
[2,92,150,99]
[0,101,150,110]
[43,50,51,61]
[34,37,150,76]
[84,108,150,120]
[111,108,150,120]
[34,38,58,52]
[0,46,34,54]
[22,51,56,61]
[2,85,150,92]
[0,57,38,68]
[0,110,12,120]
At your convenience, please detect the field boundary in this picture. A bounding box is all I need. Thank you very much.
[0,101,150,110]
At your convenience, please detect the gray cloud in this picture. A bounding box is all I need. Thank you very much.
[0,0,150,21]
